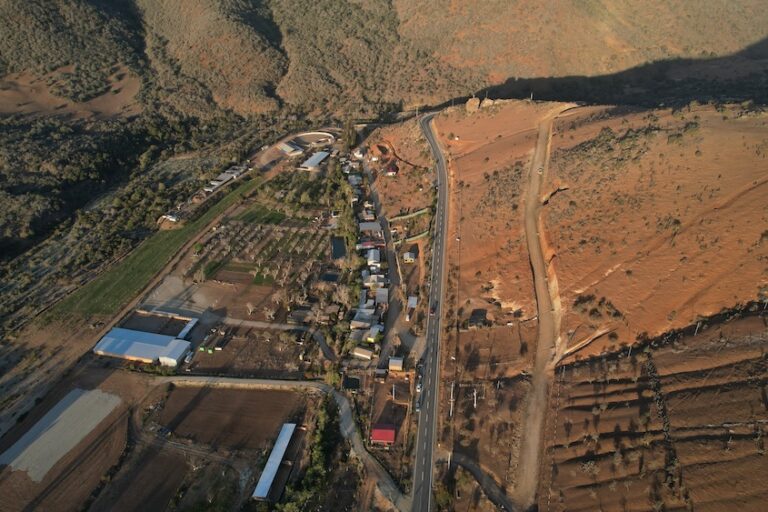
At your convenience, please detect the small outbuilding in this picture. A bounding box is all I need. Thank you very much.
[388,356,404,372]
[352,346,374,361]
[299,151,329,172]
[370,424,396,445]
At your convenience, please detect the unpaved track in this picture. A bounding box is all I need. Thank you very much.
[449,452,518,511]
[514,108,568,509]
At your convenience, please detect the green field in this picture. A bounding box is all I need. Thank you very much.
[236,203,286,224]
[49,178,262,318]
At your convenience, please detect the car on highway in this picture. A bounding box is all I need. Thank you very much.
[416,382,422,393]
[415,398,421,413]
[430,303,437,316]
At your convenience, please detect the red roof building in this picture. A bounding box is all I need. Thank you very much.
[370,424,396,445]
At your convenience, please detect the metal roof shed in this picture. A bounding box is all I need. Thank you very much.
[299,151,329,171]
[93,327,190,366]
[252,423,296,500]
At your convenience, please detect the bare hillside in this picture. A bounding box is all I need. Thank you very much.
[396,0,768,82]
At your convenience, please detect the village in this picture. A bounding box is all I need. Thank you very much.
[0,123,436,510]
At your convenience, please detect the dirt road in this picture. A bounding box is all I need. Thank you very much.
[513,108,567,509]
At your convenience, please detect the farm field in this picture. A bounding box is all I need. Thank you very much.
[156,386,307,451]
[89,448,189,512]
[542,315,768,512]
[192,326,310,379]
[0,363,159,512]
[50,176,263,319]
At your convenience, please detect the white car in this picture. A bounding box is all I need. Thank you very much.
[416,382,423,393]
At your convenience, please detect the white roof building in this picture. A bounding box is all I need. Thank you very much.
[388,356,404,372]
[299,151,330,171]
[367,249,381,266]
[352,346,374,360]
[252,423,296,500]
[93,327,190,367]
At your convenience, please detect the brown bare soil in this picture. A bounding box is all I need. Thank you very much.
[0,363,159,512]
[436,101,561,324]
[542,315,768,512]
[157,386,306,450]
[447,378,531,493]
[546,104,768,353]
[90,448,188,512]
[192,326,307,378]
[368,119,436,219]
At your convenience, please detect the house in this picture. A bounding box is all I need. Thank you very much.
[352,147,366,160]
[366,324,384,343]
[251,423,296,501]
[348,174,363,186]
[403,252,416,264]
[316,304,341,324]
[385,163,399,176]
[93,328,190,367]
[342,375,361,392]
[359,221,383,237]
[388,356,404,372]
[360,210,376,222]
[367,249,381,268]
[288,308,313,325]
[278,140,304,157]
[351,309,378,329]
[351,346,374,361]
[370,424,396,445]
[362,274,387,289]
[406,296,418,322]
[375,288,389,306]
[298,151,329,172]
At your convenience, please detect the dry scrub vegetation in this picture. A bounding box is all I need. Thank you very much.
[547,103,768,353]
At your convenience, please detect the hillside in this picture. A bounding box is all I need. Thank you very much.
[3,0,768,119]
[1,0,767,329]
[430,98,767,512]
[396,0,768,82]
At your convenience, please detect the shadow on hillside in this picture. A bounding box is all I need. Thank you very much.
[425,36,768,112]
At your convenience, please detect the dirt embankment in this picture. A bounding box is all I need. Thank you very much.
[541,314,768,512]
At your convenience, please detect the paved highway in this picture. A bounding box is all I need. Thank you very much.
[412,113,449,512]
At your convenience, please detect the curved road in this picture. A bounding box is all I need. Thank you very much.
[450,453,517,511]
[411,113,449,512]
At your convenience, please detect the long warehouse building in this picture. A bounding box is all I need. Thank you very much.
[252,423,297,501]
[93,327,191,367]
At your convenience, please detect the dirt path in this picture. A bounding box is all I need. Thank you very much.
[449,452,519,511]
[513,107,570,509]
